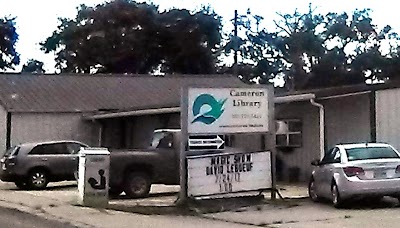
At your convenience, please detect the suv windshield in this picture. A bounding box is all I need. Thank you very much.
[2,146,19,157]
[346,146,400,161]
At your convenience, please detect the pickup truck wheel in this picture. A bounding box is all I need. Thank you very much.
[27,169,49,190]
[109,187,124,197]
[124,172,151,198]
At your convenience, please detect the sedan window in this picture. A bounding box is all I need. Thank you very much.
[346,147,400,161]
[321,147,341,164]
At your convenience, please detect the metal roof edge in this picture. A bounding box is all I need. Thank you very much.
[83,107,181,120]
[85,94,317,120]
[274,93,315,104]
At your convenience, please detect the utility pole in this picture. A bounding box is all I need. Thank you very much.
[233,10,238,77]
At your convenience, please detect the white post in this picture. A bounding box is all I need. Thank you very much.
[310,99,325,159]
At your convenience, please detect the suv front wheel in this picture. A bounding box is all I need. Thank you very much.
[27,169,49,190]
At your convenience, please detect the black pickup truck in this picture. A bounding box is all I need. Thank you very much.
[108,129,181,198]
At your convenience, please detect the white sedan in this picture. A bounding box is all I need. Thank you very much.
[308,143,400,208]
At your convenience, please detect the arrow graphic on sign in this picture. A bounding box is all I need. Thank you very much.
[188,135,225,150]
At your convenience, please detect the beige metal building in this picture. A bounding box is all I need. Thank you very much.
[2,73,400,183]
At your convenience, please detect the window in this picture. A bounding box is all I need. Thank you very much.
[29,143,68,155]
[346,147,400,161]
[66,143,86,154]
[3,146,20,157]
[150,132,174,149]
[321,147,341,164]
[276,119,302,147]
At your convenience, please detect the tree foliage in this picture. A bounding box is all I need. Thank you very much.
[21,59,45,73]
[0,17,19,70]
[41,0,222,74]
[227,6,400,90]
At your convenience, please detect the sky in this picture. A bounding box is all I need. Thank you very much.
[0,0,399,73]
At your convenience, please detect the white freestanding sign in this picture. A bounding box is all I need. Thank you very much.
[179,86,275,202]
[188,88,269,134]
[187,151,271,198]
[78,148,110,208]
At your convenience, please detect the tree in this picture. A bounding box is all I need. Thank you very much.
[225,6,400,91]
[0,17,19,70]
[41,0,222,74]
[21,59,45,73]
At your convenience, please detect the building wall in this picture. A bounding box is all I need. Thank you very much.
[233,134,263,151]
[275,101,320,182]
[376,89,400,150]
[10,112,100,147]
[101,118,124,149]
[0,106,7,153]
[322,94,371,149]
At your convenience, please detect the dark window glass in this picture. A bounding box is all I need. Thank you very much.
[30,143,68,155]
[288,134,302,146]
[30,145,46,155]
[322,147,340,163]
[157,133,173,149]
[276,119,302,147]
[150,132,174,149]
[67,143,85,154]
[3,146,19,157]
[346,147,400,161]
[276,135,287,146]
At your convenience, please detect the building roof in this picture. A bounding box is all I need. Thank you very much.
[3,73,400,114]
[0,73,248,113]
[277,80,400,99]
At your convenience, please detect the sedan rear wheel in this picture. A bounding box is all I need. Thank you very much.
[308,178,319,202]
[332,183,344,208]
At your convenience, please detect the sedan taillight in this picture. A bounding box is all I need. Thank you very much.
[343,166,365,177]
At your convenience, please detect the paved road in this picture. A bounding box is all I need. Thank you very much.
[205,197,400,228]
[2,181,400,228]
[0,206,77,228]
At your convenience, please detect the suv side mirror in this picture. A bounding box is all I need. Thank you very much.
[311,159,320,166]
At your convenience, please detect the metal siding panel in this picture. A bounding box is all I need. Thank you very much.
[130,115,163,149]
[0,106,7,153]
[275,102,320,182]
[376,89,400,150]
[10,113,98,147]
[234,134,263,152]
[323,94,371,149]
